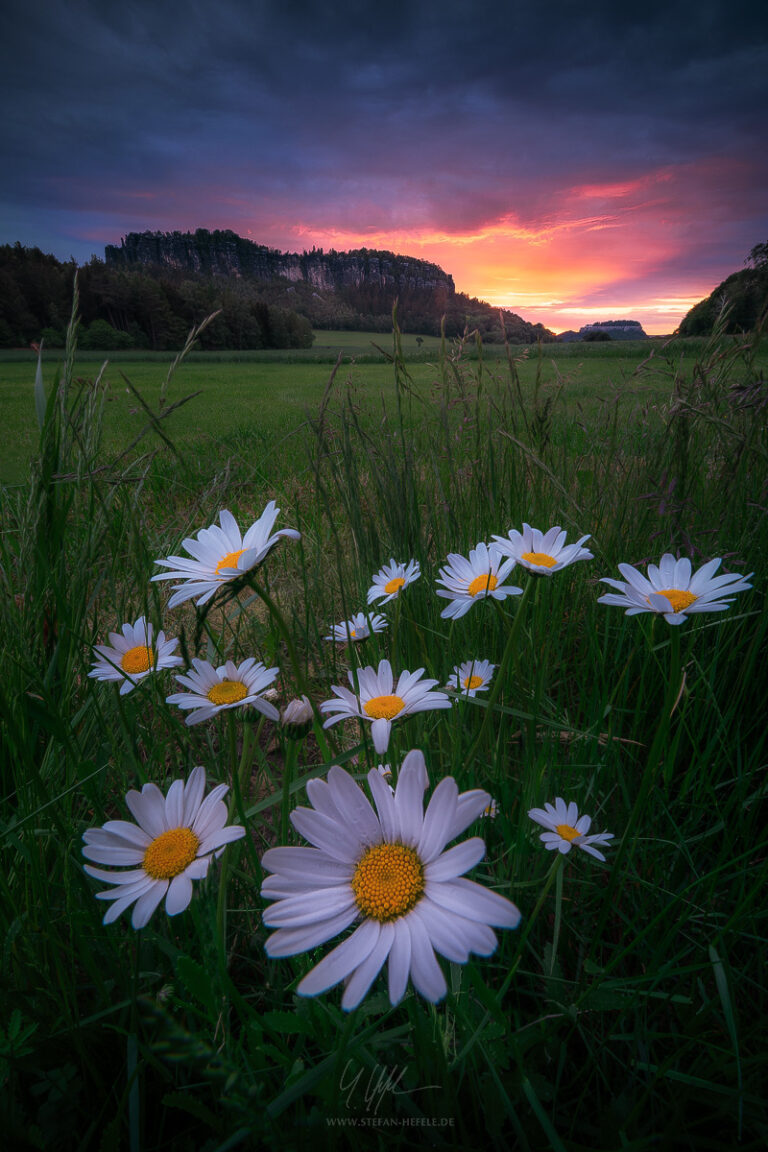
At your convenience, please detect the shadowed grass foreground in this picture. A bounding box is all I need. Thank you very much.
[1,300,766,1151]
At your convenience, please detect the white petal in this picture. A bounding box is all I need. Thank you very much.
[165,873,193,916]
[83,865,148,885]
[370,717,392,755]
[411,899,471,962]
[417,777,459,863]
[367,767,398,842]
[264,905,360,957]
[445,789,492,840]
[186,856,210,880]
[388,918,412,1005]
[425,878,521,928]
[198,825,246,855]
[182,766,207,825]
[290,808,365,863]
[261,846,353,883]
[190,784,230,838]
[99,820,152,848]
[327,766,382,845]
[394,750,428,846]
[102,888,147,925]
[125,784,167,838]
[194,799,230,843]
[82,844,146,866]
[130,880,169,928]
[262,886,356,928]
[297,919,381,997]
[341,922,395,1011]
[425,838,485,882]
[405,913,447,1003]
[164,779,185,829]
[305,778,341,819]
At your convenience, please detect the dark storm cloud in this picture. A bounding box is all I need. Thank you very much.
[1,0,766,274]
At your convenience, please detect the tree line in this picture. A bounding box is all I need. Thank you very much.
[0,244,314,350]
[0,241,554,350]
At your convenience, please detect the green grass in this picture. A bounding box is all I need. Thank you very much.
[5,331,761,486]
[1,307,767,1150]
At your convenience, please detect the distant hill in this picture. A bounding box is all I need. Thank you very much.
[106,229,554,343]
[679,243,768,335]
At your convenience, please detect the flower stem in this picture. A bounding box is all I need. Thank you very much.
[465,577,532,766]
[248,576,333,760]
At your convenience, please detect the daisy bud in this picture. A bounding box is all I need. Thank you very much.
[281,695,314,739]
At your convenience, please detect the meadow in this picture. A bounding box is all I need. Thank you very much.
[1,308,766,1151]
[0,331,739,487]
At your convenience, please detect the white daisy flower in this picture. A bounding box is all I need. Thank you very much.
[528,797,614,861]
[367,559,420,605]
[435,543,522,620]
[597,554,753,626]
[261,749,521,1009]
[151,503,301,609]
[88,616,183,695]
[82,765,245,929]
[446,658,495,697]
[319,659,452,755]
[324,612,388,643]
[166,658,280,726]
[492,523,593,575]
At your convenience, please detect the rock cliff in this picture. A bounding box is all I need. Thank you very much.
[105,230,455,295]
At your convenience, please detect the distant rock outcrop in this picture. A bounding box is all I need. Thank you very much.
[105,229,455,295]
[580,321,647,340]
[557,320,647,342]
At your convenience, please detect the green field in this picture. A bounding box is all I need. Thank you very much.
[3,331,757,486]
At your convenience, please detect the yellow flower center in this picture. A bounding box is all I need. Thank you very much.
[463,674,484,690]
[654,588,698,613]
[143,827,200,880]
[384,576,406,595]
[352,842,424,921]
[363,694,405,720]
[555,823,581,842]
[467,572,498,597]
[215,548,246,575]
[121,645,155,674]
[521,551,557,568]
[207,680,248,706]
[350,630,356,638]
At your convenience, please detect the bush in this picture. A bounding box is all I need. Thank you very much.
[39,326,66,348]
[79,319,134,351]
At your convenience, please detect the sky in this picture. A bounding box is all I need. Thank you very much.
[2,0,767,334]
